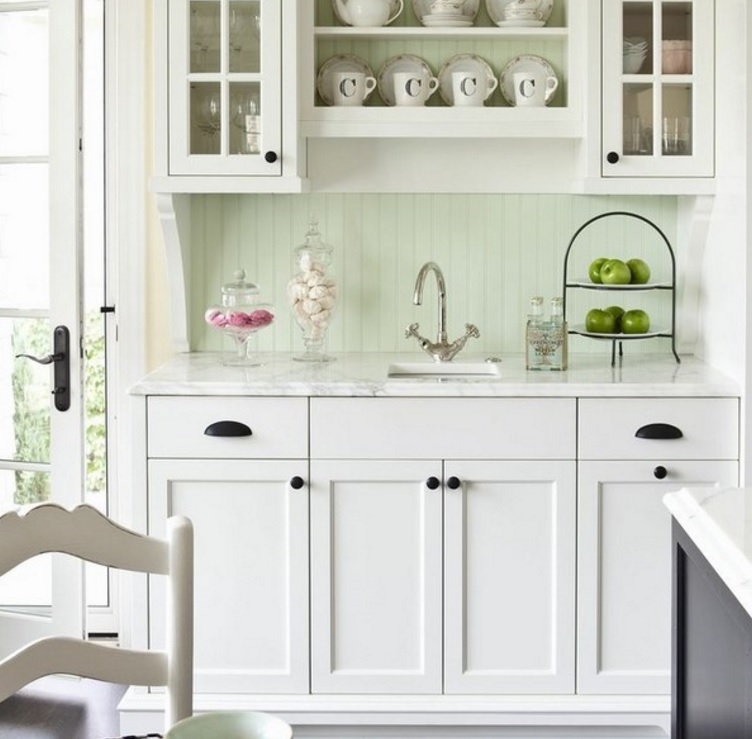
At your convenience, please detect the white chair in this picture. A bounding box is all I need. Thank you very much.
[165,710,293,738]
[0,502,194,731]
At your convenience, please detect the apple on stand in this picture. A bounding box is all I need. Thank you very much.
[622,308,651,334]
[585,308,616,334]
[627,258,651,284]
[588,257,609,284]
[604,305,625,332]
[599,259,632,285]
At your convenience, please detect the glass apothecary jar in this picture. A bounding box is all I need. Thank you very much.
[204,268,275,365]
[287,219,338,362]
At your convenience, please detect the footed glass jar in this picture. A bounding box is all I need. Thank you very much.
[287,218,337,362]
[204,269,275,366]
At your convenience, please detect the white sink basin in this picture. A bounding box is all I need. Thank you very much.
[387,361,501,380]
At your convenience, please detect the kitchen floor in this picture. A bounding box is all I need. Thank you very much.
[0,676,127,739]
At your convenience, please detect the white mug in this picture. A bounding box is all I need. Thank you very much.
[331,71,377,106]
[393,70,439,106]
[451,71,497,106]
[513,70,558,107]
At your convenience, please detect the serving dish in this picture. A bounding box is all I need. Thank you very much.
[317,54,375,106]
[332,0,403,25]
[378,54,435,106]
[499,54,558,106]
[438,53,496,105]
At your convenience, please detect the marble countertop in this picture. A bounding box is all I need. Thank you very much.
[664,487,752,619]
[131,351,740,397]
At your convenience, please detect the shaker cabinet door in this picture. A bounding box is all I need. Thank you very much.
[577,459,738,695]
[443,460,577,694]
[310,460,443,694]
[148,458,309,694]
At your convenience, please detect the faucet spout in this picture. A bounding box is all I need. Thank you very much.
[413,261,448,344]
[406,262,480,362]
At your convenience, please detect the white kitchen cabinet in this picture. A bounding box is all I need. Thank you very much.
[444,460,576,694]
[152,0,305,192]
[300,0,585,139]
[577,397,739,695]
[146,397,310,695]
[600,0,714,178]
[309,460,444,694]
[310,398,577,695]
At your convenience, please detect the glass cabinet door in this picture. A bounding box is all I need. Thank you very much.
[602,0,714,177]
[168,0,281,176]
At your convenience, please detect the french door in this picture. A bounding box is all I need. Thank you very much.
[0,0,103,655]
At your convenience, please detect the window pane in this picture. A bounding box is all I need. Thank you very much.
[0,8,49,157]
[0,164,49,310]
[0,317,51,465]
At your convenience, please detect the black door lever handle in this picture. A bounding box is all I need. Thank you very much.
[16,326,70,412]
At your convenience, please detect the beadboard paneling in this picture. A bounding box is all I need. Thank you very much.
[191,194,679,358]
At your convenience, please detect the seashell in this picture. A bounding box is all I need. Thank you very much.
[302,298,322,315]
[309,285,328,300]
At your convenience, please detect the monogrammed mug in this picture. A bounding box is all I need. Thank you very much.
[332,71,377,106]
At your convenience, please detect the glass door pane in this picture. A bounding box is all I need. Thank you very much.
[662,85,692,156]
[228,0,260,73]
[190,0,221,73]
[623,83,653,156]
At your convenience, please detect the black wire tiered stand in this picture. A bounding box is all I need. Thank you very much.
[562,211,681,367]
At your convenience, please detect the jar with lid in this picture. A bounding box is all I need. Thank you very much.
[204,268,275,365]
[287,218,337,362]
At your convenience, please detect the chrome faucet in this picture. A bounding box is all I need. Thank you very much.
[405,261,480,362]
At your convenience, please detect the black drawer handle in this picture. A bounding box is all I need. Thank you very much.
[290,476,305,490]
[654,465,668,480]
[425,476,440,490]
[447,476,462,490]
[204,420,252,437]
[635,423,683,440]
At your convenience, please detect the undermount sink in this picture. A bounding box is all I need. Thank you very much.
[387,361,501,380]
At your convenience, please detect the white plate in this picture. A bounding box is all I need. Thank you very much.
[316,54,375,106]
[485,0,554,25]
[422,15,474,26]
[499,53,558,106]
[378,54,435,106]
[571,325,668,340]
[497,19,545,27]
[567,278,671,290]
[412,0,479,25]
[332,0,402,25]
[438,53,496,105]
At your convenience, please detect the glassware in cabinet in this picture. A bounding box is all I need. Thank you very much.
[602,0,713,178]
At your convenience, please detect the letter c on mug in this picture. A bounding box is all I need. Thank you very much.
[518,77,536,99]
[404,77,422,97]
[460,76,478,97]
[338,76,357,98]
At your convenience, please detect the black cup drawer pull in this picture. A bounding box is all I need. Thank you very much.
[204,420,252,437]
[635,423,683,440]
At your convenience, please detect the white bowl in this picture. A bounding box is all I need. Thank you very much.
[165,711,293,739]
[623,52,647,74]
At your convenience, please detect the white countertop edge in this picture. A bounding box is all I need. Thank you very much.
[664,488,752,619]
[130,352,740,398]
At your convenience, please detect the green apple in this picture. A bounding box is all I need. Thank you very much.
[627,258,651,284]
[585,308,616,334]
[588,257,609,284]
[605,305,625,332]
[600,259,632,285]
[622,308,651,334]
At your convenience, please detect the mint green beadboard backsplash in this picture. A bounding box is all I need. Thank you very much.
[190,194,678,357]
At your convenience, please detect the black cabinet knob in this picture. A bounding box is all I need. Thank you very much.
[264,151,278,163]
[289,476,305,490]
[653,465,668,480]
[606,151,620,164]
[426,476,440,490]
[447,476,461,490]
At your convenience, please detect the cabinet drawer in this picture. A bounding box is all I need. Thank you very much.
[311,398,575,460]
[578,398,739,460]
[147,396,308,459]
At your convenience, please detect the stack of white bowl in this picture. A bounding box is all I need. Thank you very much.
[623,37,648,74]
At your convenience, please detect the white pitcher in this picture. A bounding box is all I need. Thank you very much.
[334,0,404,27]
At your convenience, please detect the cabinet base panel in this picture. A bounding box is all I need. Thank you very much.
[119,689,669,738]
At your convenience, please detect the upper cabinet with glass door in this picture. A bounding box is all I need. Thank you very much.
[601,0,713,178]
[165,0,282,178]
